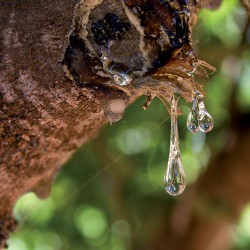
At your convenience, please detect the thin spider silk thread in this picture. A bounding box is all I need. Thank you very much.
[15,115,171,228]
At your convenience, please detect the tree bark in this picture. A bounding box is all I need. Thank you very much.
[0,0,219,248]
[0,0,106,246]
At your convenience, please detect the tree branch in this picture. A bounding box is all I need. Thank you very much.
[0,0,220,248]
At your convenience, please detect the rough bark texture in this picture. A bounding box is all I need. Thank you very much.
[0,0,218,248]
[0,0,103,246]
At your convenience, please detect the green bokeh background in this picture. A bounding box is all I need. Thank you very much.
[7,0,250,249]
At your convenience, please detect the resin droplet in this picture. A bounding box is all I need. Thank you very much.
[187,90,214,133]
[164,95,186,196]
[187,109,199,133]
[101,55,134,86]
[113,73,133,86]
[187,94,199,133]
[102,98,127,124]
[164,152,186,196]
[198,101,214,133]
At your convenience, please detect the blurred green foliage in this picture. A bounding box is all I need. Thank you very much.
[7,0,250,249]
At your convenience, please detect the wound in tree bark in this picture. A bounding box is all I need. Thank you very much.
[65,0,192,85]
[164,95,186,196]
[61,0,195,124]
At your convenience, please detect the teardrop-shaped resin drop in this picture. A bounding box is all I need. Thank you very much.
[164,153,186,196]
[198,101,214,133]
[164,95,186,196]
[187,108,199,133]
[187,90,200,133]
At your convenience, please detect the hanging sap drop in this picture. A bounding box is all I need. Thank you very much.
[187,91,199,133]
[187,109,199,133]
[187,90,214,133]
[164,152,186,196]
[198,100,214,133]
[164,95,186,196]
